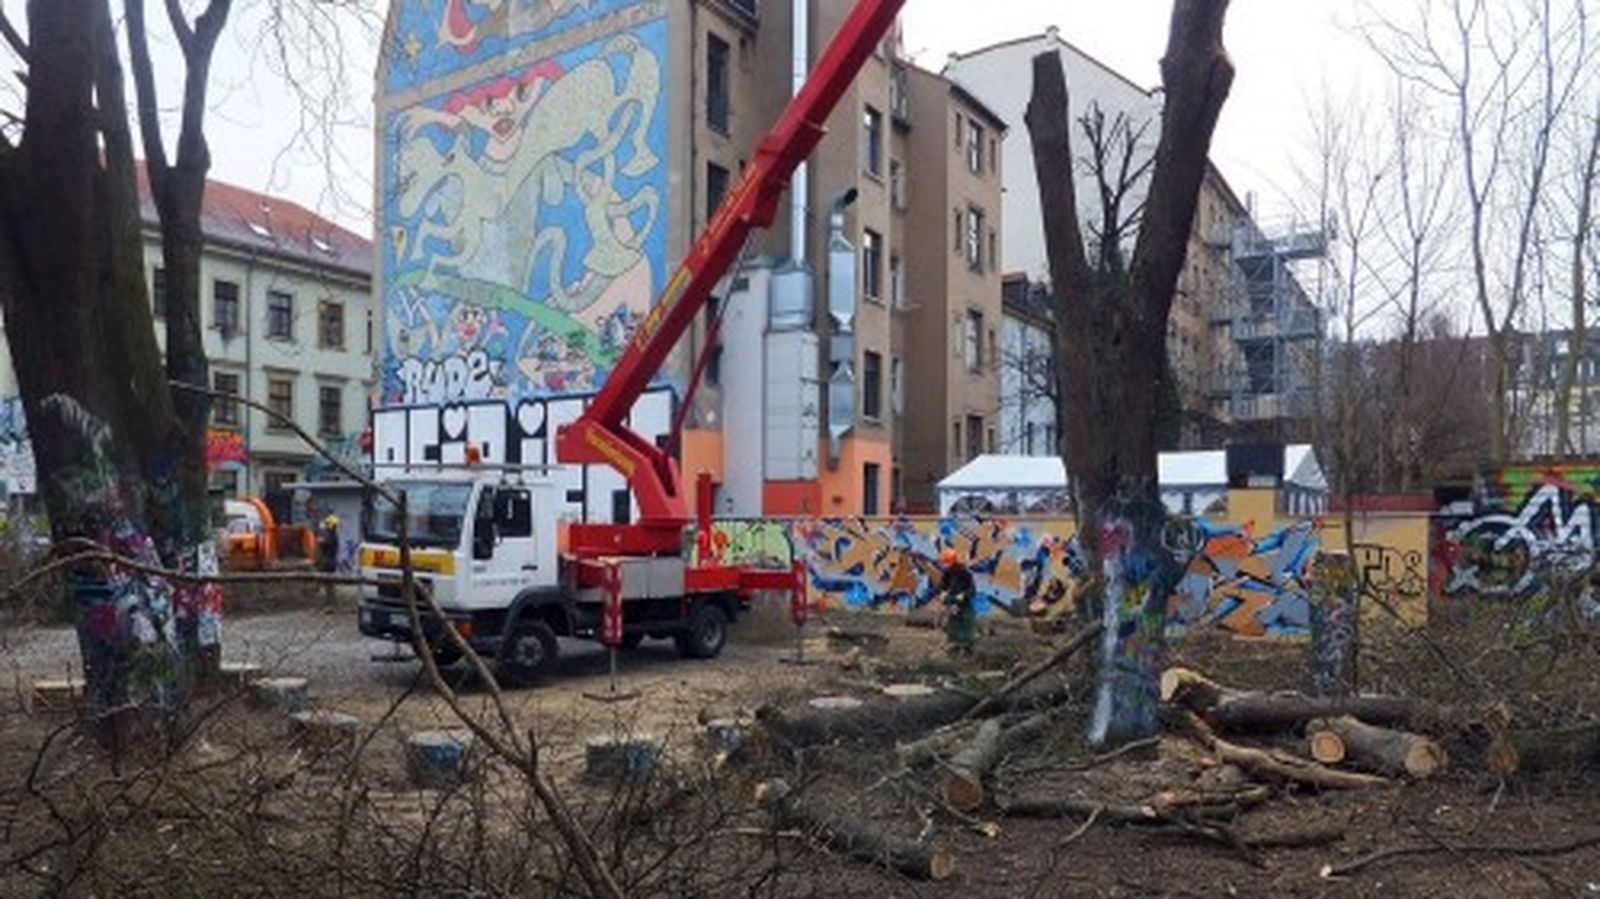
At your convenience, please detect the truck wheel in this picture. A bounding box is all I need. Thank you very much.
[426,642,462,668]
[499,618,559,685]
[675,603,728,660]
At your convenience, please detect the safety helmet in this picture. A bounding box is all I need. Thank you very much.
[939,548,958,566]
[323,514,340,528]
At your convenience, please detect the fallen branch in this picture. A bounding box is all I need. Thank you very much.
[756,779,955,881]
[1320,829,1600,878]
[1171,711,1391,790]
[961,621,1102,721]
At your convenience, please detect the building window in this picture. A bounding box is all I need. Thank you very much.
[988,426,997,454]
[707,34,730,135]
[989,228,998,271]
[263,470,296,495]
[267,377,294,431]
[889,159,906,210]
[213,280,240,336]
[267,290,294,340]
[863,462,881,516]
[151,267,167,318]
[365,309,373,354]
[318,384,342,437]
[862,228,883,301]
[966,207,985,271]
[964,310,984,371]
[213,371,241,426]
[862,350,882,420]
[890,254,904,309]
[211,469,240,498]
[318,300,344,349]
[969,121,986,174]
[863,104,883,176]
[706,161,731,224]
[954,112,964,150]
[1025,421,1035,455]
[891,356,903,414]
[953,209,963,253]
[953,419,962,465]
[967,414,984,461]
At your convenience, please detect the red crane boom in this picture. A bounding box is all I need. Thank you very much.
[556,0,906,557]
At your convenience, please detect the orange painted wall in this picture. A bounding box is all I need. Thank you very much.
[680,428,725,512]
[816,436,894,516]
[764,480,823,516]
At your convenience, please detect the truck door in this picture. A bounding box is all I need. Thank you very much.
[469,486,542,597]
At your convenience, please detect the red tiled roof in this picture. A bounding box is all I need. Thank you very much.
[136,166,372,279]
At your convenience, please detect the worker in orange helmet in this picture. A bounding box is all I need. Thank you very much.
[938,546,977,655]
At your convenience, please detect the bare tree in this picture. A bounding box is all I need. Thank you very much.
[1364,0,1594,462]
[1552,96,1600,454]
[1026,0,1234,747]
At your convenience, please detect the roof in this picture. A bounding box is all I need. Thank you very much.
[1001,274,1054,325]
[940,445,1327,492]
[136,166,372,280]
[943,27,1155,100]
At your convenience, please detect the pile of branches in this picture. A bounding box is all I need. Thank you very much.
[742,622,1600,884]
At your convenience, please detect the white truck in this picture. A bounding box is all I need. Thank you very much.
[356,469,741,683]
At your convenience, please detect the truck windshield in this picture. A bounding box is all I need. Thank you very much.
[366,482,473,548]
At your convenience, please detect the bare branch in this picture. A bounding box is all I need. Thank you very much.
[124,0,170,184]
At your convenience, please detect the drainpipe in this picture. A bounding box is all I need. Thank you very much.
[790,0,808,263]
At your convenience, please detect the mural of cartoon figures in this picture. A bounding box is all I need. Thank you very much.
[383,11,668,403]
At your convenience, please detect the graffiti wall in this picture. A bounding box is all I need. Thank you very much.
[705,515,1327,637]
[0,395,35,496]
[379,0,669,406]
[1431,463,1600,615]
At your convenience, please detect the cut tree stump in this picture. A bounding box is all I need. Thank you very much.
[1307,716,1446,778]
[406,729,476,789]
[585,734,661,783]
[1308,729,1347,765]
[288,710,361,754]
[757,778,954,881]
[1160,667,1417,731]
[251,677,309,713]
[28,678,84,714]
[219,661,264,687]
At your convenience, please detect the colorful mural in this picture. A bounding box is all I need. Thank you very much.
[1431,463,1600,617]
[704,515,1323,637]
[380,1,669,406]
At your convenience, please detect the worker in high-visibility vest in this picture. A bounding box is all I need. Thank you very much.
[318,513,341,611]
[938,548,977,655]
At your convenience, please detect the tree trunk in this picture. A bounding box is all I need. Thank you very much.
[0,0,221,746]
[1308,552,1359,697]
[940,709,1058,811]
[1162,667,1419,731]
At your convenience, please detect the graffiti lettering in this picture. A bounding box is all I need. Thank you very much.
[397,351,500,405]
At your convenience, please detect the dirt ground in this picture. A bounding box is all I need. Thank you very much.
[1,595,1598,897]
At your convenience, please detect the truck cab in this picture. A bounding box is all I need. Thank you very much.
[356,470,742,683]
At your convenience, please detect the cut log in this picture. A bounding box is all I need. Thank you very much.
[882,683,937,699]
[826,627,890,651]
[759,675,1072,749]
[1161,667,1417,732]
[960,620,1102,721]
[1308,730,1347,765]
[896,719,985,769]
[757,778,954,881]
[28,678,85,714]
[941,710,1060,811]
[1171,711,1390,790]
[1307,716,1446,779]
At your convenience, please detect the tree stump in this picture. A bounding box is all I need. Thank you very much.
[406,729,476,789]
[28,678,85,714]
[219,661,264,688]
[251,677,309,713]
[289,710,361,755]
[585,734,661,784]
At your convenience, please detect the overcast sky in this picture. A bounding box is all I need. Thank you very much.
[181,0,1377,234]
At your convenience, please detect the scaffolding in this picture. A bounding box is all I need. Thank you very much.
[1208,221,1328,432]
